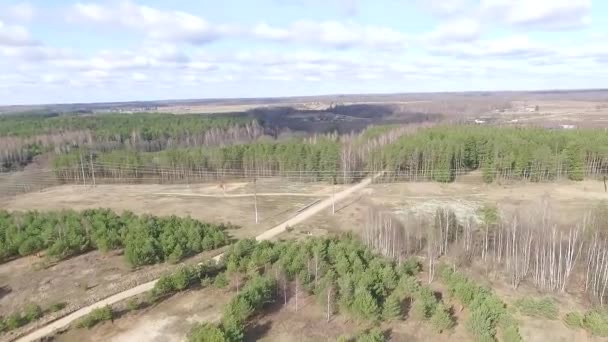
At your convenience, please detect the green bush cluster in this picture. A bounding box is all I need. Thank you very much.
[514,297,558,320]
[0,304,43,333]
[76,306,113,329]
[0,209,229,266]
[439,265,521,342]
[188,275,276,342]
[355,328,385,342]
[151,262,223,300]
[566,309,608,337]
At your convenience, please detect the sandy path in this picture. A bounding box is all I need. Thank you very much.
[154,192,328,198]
[14,173,380,342]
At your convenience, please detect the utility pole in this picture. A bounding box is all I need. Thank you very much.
[89,152,96,186]
[253,177,259,224]
[332,175,336,215]
[79,153,86,186]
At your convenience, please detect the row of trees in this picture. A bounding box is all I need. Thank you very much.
[363,201,608,306]
[49,125,608,184]
[0,209,230,266]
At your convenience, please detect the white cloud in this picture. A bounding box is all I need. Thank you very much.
[427,18,480,42]
[0,2,35,22]
[69,2,407,49]
[431,35,551,58]
[481,0,591,29]
[0,20,37,46]
[69,1,225,44]
[253,20,408,49]
[417,0,472,17]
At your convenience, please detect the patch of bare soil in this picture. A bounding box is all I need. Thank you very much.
[0,248,223,317]
[55,287,232,342]
[248,289,469,341]
[292,178,608,240]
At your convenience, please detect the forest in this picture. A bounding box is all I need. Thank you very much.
[0,209,230,267]
[50,125,608,184]
[364,201,608,307]
[140,236,521,342]
[0,113,262,171]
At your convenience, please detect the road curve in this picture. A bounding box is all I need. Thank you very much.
[15,173,381,342]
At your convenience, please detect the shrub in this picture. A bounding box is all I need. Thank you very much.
[514,297,558,320]
[152,274,176,297]
[411,287,438,320]
[171,266,193,291]
[563,312,584,329]
[50,302,67,312]
[500,316,523,342]
[23,304,43,322]
[5,313,23,330]
[583,310,608,337]
[213,272,229,289]
[77,306,113,328]
[399,258,422,276]
[356,328,385,342]
[397,275,419,297]
[382,292,402,321]
[337,335,350,342]
[126,298,140,311]
[188,323,226,342]
[430,304,455,333]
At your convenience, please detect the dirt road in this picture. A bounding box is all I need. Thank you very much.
[14,173,380,342]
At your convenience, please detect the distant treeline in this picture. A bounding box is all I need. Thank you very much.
[0,209,230,267]
[0,113,253,138]
[0,113,263,171]
[52,126,608,183]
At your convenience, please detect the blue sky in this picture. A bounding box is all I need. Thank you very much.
[0,0,606,105]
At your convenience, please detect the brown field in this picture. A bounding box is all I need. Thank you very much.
[54,287,232,342]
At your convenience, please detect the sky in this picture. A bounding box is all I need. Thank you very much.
[0,0,606,105]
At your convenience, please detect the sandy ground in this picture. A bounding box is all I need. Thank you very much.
[0,180,337,240]
[55,287,232,342]
[292,177,608,237]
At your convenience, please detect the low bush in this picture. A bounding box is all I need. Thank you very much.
[356,328,385,342]
[563,311,584,329]
[77,306,113,329]
[583,310,608,337]
[188,322,227,342]
[50,302,67,312]
[430,304,455,332]
[514,297,558,320]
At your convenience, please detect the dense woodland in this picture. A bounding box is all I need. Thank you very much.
[0,209,229,266]
[50,125,608,184]
[0,113,262,171]
[143,236,521,342]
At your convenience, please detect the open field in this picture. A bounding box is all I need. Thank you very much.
[0,179,343,240]
[54,287,232,342]
[481,100,608,128]
[291,175,608,237]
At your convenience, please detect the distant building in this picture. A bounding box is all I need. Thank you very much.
[474,119,486,124]
[560,124,576,129]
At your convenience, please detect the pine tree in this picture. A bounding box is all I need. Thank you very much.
[382,292,402,321]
